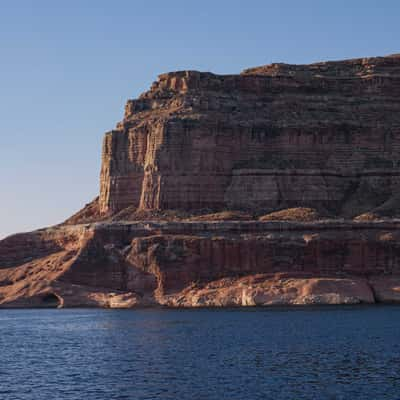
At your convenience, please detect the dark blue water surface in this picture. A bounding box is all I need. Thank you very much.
[1,306,400,400]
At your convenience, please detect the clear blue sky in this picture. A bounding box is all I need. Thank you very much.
[1,0,399,238]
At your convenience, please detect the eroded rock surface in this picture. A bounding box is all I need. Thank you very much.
[2,221,400,307]
[3,55,400,307]
[97,54,400,219]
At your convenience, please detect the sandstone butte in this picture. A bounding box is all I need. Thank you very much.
[3,54,400,308]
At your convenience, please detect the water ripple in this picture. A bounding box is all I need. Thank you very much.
[0,306,400,399]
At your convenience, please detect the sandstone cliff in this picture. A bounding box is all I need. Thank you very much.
[97,54,400,219]
[1,221,400,307]
[2,54,400,308]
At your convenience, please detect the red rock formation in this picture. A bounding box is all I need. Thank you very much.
[99,54,400,218]
[1,220,400,307]
[2,55,400,307]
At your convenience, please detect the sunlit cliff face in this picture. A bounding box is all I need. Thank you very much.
[99,55,400,219]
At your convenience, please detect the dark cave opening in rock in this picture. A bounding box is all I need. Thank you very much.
[41,293,61,308]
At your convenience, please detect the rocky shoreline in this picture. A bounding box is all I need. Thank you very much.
[1,220,400,308]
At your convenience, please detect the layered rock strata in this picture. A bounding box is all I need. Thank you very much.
[3,54,400,307]
[1,221,400,307]
[99,54,400,219]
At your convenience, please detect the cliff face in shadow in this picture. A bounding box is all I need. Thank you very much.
[3,55,400,308]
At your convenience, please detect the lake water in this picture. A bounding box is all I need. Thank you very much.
[1,306,400,400]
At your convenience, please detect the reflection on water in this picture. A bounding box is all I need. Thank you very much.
[0,306,400,399]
